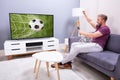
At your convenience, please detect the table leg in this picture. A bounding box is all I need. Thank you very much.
[36,60,41,80]
[8,55,13,60]
[34,59,38,73]
[55,62,60,80]
[46,62,50,77]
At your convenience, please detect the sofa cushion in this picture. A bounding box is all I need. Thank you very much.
[105,34,120,54]
[77,51,119,71]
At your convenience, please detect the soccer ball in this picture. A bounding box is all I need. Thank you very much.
[29,19,44,31]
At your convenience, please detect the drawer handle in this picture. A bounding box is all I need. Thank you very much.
[11,49,20,50]
[11,43,20,45]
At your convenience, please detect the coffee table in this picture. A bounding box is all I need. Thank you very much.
[32,51,63,80]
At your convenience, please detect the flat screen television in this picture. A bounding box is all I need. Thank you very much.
[9,13,54,40]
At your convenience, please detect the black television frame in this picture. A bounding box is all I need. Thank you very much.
[9,13,54,40]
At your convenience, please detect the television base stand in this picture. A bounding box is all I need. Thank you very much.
[7,55,13,60]
[7,51,36,60]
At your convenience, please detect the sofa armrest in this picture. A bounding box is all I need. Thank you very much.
[68,36,81,51]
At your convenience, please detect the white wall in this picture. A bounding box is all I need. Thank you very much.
[80,0,120,34]
[80,0,98,32]
[98,0,120,34]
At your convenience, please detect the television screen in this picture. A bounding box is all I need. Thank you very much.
[9,13,54,40]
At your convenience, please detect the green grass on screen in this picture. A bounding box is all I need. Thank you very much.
[10,13,53,39]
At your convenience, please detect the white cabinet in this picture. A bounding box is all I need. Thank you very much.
[4,38,59,56]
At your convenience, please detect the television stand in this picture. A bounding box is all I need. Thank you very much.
[4,38,59,59]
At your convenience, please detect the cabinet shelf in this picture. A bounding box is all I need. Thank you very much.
[26,45,43,49]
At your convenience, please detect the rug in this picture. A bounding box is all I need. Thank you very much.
[0,57,83,80]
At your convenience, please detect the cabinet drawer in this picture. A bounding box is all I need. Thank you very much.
[5,43,25,49]
[5,48,26,55]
